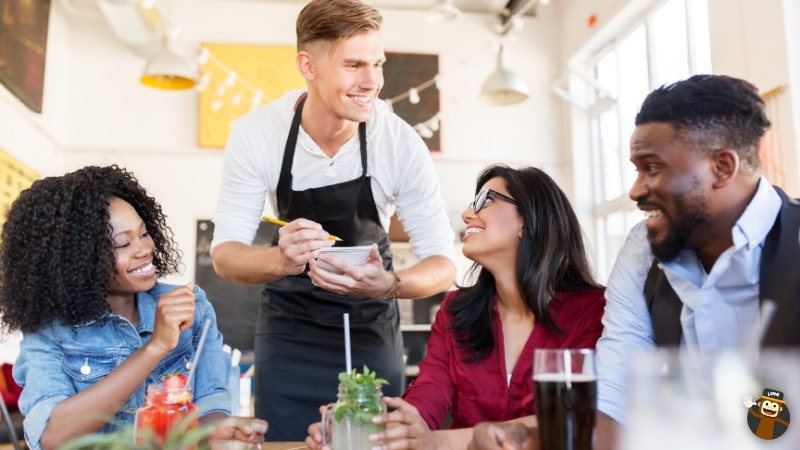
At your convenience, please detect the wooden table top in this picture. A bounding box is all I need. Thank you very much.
[261,443,308,450]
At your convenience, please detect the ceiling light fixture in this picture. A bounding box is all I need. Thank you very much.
[140,36,198,90]
[96,0,162,57]
[426,0,462,24]
[97,0,198,90]
[550,69,616,115]
[480,45,529,105]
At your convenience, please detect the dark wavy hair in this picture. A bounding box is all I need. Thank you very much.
[635,74,771,173]
[0,165,181,334]
[447,164,603,362]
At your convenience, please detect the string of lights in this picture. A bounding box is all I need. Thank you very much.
[134,0,443,139]
[196,47,267,113]
[197,49,442,137]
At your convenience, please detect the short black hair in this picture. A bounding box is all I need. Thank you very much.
[635,74,771,171]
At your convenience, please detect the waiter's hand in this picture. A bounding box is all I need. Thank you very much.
[308,244,393,299]
[276,218,335,276]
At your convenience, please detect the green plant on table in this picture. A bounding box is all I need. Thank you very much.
[57,412,218,450]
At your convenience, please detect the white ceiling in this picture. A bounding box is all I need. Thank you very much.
[266,0,510,15]
[76,0,520,16]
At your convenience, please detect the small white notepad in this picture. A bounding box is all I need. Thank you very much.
[317,245,372,274]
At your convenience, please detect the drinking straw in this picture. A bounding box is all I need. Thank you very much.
[757,299,777,346]
[564,349,572,390]
[344,313,352,373]
[187,318,212,388]
[741,299,777,365]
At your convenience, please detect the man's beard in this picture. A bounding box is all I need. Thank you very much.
[647,191,708,262]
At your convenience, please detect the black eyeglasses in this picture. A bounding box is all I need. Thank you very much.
[470,189,519,213]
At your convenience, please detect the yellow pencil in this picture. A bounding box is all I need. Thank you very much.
[262,216,342,241]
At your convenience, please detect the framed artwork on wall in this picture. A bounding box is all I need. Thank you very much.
[0,0,51,113]
[381,52,440,152]
[197,44,441,151]
[0,146,39,230]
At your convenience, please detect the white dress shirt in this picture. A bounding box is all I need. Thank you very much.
[211,89,455,263]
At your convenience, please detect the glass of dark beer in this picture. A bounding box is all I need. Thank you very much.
[534,348,597,450]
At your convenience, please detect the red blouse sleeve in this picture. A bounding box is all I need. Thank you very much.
[402,291,458,430]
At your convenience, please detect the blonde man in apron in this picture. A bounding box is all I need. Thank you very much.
[210,0,456,441]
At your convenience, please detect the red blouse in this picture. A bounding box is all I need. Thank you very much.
[402,288,605,430]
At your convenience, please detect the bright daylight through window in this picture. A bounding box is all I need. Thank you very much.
[571,0,711,281]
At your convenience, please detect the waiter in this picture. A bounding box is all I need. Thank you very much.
[209,0,456,441]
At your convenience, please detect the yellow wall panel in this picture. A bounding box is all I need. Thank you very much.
[0,147,39,232]
[198,43,305,148]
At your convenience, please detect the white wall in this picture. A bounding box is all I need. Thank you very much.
[707,0,798,196]
[783,0,800,188]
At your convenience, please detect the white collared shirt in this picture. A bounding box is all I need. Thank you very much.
[211,89,455,263]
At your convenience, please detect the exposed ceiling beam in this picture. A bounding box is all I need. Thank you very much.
[496,0,539,34]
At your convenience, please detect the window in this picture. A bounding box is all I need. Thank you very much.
[570,0,712,281]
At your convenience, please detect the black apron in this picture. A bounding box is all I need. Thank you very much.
[254,96,405,441]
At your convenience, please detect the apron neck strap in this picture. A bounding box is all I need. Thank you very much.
[277,94,369,207]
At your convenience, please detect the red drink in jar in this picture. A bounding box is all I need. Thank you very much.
[134,376,198,448]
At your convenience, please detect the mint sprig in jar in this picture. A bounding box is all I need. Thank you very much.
[323,365,389,449]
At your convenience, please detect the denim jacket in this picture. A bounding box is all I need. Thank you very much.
[13,283,231,450]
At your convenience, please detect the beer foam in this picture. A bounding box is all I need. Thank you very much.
[533,373,597,382]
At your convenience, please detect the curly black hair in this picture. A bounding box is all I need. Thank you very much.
[0,165,182,334]
[635,74,771,172]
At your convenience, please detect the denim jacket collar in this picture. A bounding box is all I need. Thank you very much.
[72,289,158,334]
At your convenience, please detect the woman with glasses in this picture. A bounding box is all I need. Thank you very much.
[306,164,605,449]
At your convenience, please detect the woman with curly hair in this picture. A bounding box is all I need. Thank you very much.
[0,165,266,449]
[307,164,605,449]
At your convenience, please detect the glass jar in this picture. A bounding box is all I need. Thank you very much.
[322,383,387,450]
[134,383,198,449]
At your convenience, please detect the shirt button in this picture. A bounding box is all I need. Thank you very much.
[117,322,128,327]
[186,361,193,371]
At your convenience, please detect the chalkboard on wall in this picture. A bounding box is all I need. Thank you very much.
[195,220,279,352]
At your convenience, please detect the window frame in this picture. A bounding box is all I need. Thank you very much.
[567,0,711,281]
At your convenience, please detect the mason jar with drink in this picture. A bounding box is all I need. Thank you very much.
[134,373,199,448]
[321,366,387,450]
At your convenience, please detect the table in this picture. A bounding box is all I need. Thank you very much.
[261,443,307,450]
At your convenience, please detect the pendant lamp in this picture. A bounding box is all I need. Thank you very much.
[140,37,198,90]
[426,0,462,24]
[480,45,530,105]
